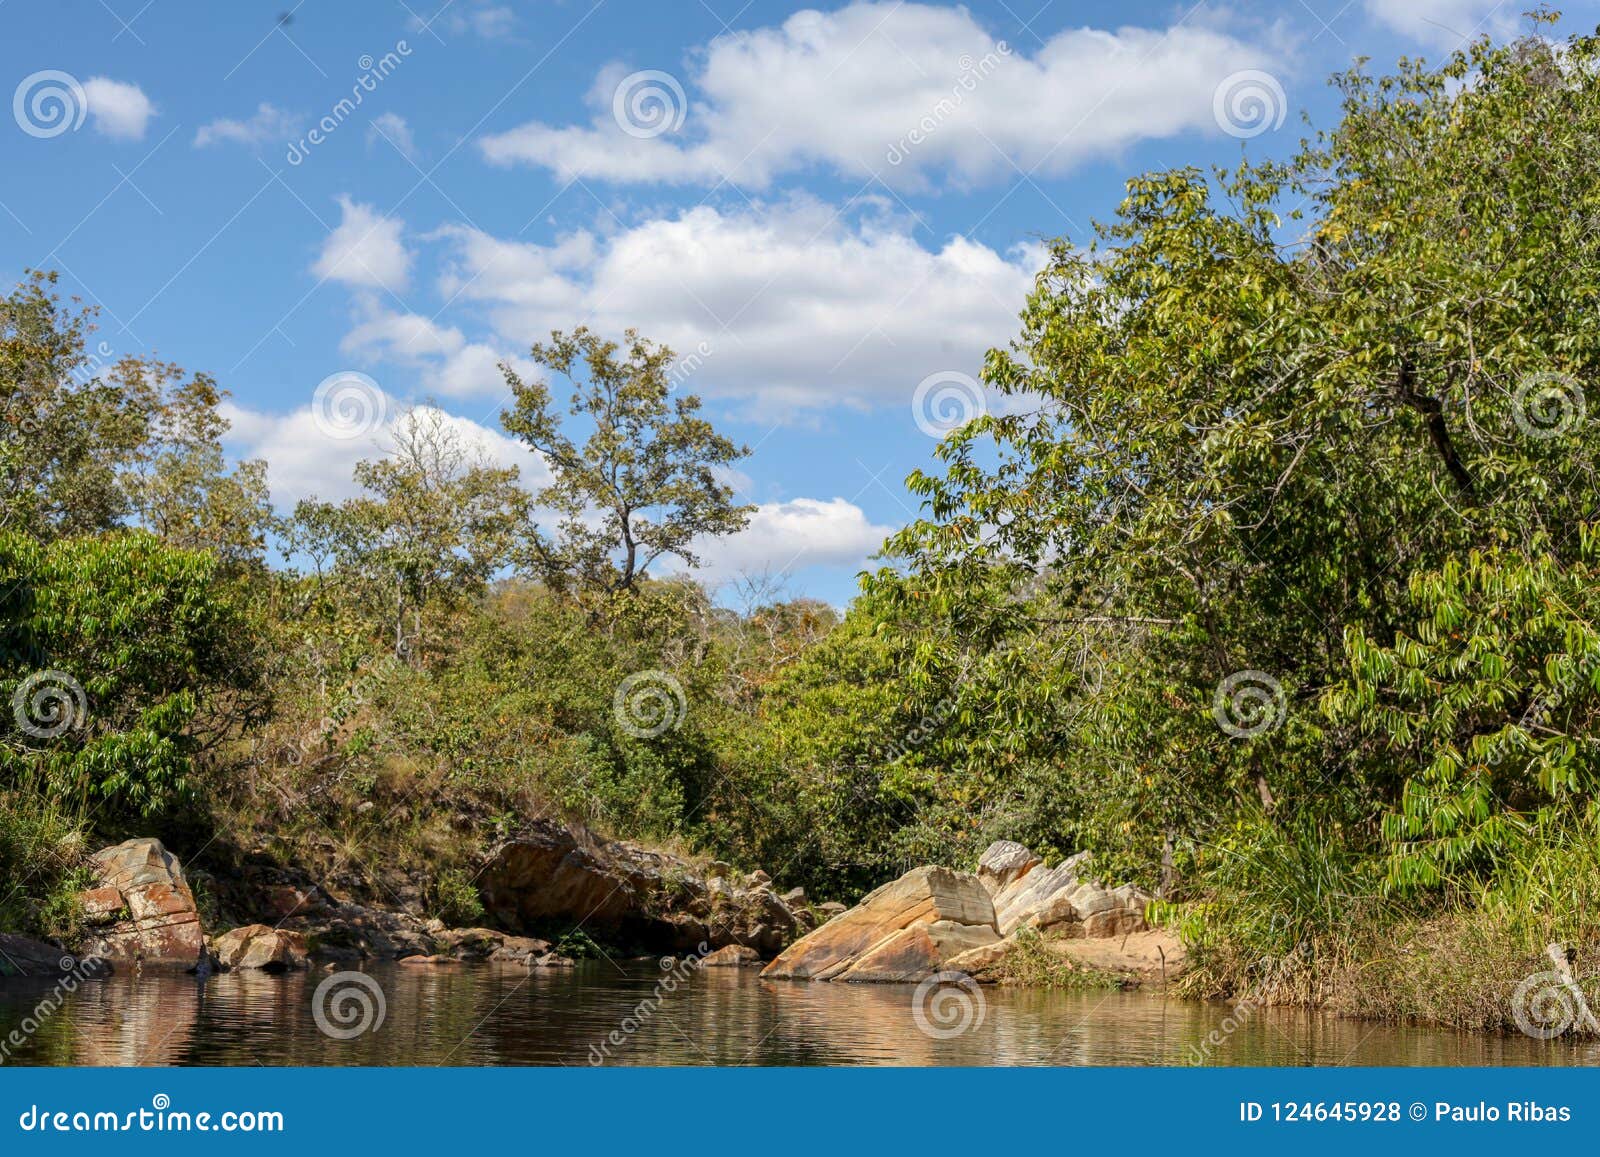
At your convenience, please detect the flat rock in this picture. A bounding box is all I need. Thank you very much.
[761,866,997,982]
[0,935,109,980]
[701,944,762,967]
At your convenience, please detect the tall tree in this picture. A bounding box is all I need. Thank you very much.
[500,327,753,596]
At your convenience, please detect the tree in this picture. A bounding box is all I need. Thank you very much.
[1,271,271,559]
[500,327,753,596]
[880,20,1600,882]
[291,406,527,662]
[0,530,265,819]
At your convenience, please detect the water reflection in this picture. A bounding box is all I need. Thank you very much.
[1,961,1596,1067]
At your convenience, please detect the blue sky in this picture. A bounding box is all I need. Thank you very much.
[3,0,1590,605]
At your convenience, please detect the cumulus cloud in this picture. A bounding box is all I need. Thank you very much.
[659,497,893,584]
[221,395,546,510]
[478,1,1286,189]
[194,102,299,149]
[340,304,528,399]
[368,111,418,160]
[1362,0,1518,48]
[313,195,412,291]
[432,197,1037,414]
[82,77,155,140]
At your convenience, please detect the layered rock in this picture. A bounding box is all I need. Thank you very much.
[79,838,205,970]
[760,866,999,982]
[478,820,802,953]
[977,840,1041,895]
[982,844,1151,939]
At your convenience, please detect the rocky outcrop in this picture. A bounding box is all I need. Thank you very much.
[79,839,205,970]
[212,925,309,971]
[478,820,803,954]
[761,866,1000,982]
[762,843,1162,986]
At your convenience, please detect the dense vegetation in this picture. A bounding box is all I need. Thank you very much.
[5,25,1600,1026]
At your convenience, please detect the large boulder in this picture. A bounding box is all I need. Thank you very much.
[760,866,999,982]
[79,839,205,970]
[212,925,308,971]
[478,820,800,953]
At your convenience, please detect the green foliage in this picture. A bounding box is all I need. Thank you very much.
[501,327,753,596]
[0,530,264,819]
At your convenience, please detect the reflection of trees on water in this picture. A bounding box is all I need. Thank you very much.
[1,965,1598,1066]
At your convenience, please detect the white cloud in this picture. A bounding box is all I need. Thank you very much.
[433,197,1036,415]
[313,196,412,291]
[194,102,298,149]
[82,77,155,140]
[409,1,515,38]
[340,304,527,399]
[662,497,893,582]
[1363,0,1517,48]
[478,1,1286,189]
[368,111,417,160]
[222,396,546,510]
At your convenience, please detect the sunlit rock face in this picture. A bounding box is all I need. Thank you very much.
[79,838,205,970]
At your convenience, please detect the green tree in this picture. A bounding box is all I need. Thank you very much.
[500,327,753,596]
[291,406,527,662]
[881,20,1600,880]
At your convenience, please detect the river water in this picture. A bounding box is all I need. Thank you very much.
[1,961,1595,1066]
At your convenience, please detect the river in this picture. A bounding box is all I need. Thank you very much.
[1,961,1594,1066]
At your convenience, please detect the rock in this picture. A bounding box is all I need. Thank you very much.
[701,944,762,967]
[782,887,808,906]
[832,920,1001,982]
[816,901,848,921]
[0,934,109,979]
[977,840,1042,895]
[991,852,1089,935]
[212,925,309,971]
[78,886,125,925]
[434,927,554,964]
[761,866,997,982]
[479,819,800,953]
[398,954,456,966]
[79,839,205,970]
